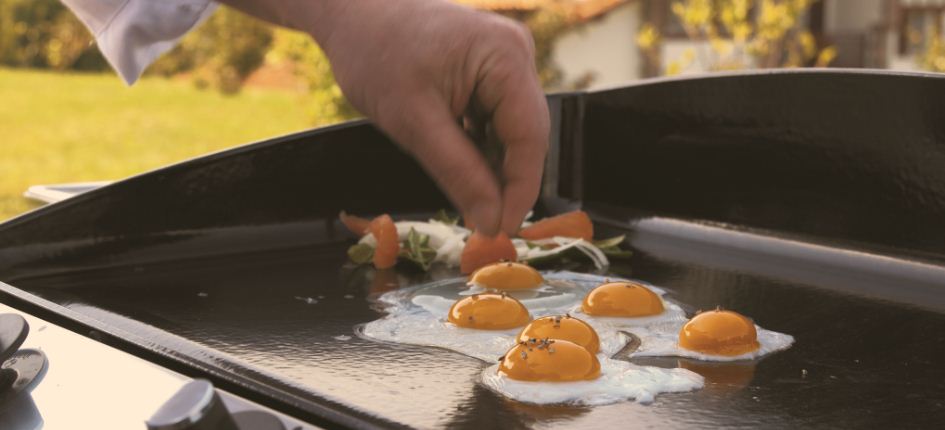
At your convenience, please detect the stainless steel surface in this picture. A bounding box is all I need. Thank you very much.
[0,302,320,430]
[0,302,188,428]
[22,182,111,204]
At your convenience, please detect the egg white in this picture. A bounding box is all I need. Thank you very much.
[558,275,795,362]
[362,294,631,361]
[481,356,703,405]
[360,272,653,362]
[568,299,689,328]
[360,307,519,362]
[360,271,793,406]
[627,320,795,362]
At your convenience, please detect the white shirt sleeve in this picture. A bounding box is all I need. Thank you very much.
[60,0,218,85]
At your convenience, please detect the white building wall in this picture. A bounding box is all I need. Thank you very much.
[551,2,643,88]
[886,32,921,71]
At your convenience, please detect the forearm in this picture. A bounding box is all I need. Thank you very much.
[218,0,548,235]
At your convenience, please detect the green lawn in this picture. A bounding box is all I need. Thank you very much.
[0,67,312,221]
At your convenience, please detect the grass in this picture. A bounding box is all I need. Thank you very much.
[0,67,312,221]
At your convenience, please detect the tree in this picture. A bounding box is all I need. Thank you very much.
[0,0,106,70]
[638,0,836,76]
[150,8,273,94]
[267,29,359,125]
[918,33,945,73]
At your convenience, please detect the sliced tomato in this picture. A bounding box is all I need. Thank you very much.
[339,211,372,236]
[518,210,594,241]
[368,214,400,269]
[370,269,401,295]
[460,231,518,274]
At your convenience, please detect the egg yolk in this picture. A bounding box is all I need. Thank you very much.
[469,262,543,290]
[581,282,664,317]
[678,309,760,356]
[499,339,601,382]
[516,315,601,354]
[448,293,531,330]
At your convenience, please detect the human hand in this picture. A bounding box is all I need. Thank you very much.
[308,0,550,236]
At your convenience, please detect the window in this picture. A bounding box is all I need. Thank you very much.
[897,3,945,55]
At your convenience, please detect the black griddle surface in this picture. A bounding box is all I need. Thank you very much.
[11,223,945,429]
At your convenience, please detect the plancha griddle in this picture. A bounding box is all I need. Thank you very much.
[1,69,945,429]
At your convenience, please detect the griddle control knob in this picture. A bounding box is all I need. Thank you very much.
[147,379,239,430]
[0,313,49,402]
[0,314,29,364]
[148,379,287,430]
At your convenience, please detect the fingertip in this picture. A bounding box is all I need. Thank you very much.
[500,216,523,237]
[469,201,502,236]
[499,205,529,237]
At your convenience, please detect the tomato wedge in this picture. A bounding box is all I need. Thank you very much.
[370,269,401,295]
[460,231,518,274]
[518,210,593,241]
[368,214,400,269]
[339,211,372,236]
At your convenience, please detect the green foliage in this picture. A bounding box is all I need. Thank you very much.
[0,0,107,70]
[0,2,584,124]
[268,28,358,125]
[593,235,634,259]
[0,0,356,122]
[399,228,438,271]
[0,67,309,221]
[522,6,570,89]
[347,243,375,265]
[346,228,440,271]
[151,8,273,94]
[919,34,945,73]
[639,0,835,75]
[433,209,460,225]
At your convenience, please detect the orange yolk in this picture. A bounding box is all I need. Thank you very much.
[678,309,760,356]
[516,315,601,354]
[469,262,543,290]
[581,282,664,317]
[499,339,601,382]
[448,293,531,330]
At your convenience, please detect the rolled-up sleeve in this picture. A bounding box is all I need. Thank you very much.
[61,0,218,85]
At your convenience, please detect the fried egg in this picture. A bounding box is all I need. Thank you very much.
[567,281,792,362]
[482,353,702,405]
[582,281,665,317]
[359,270,789,406]
[628,309,794,362]
[568,280,688,327]
[469,262,544,290]
[361,272,631,361]
[500,339,601,382]
[517,315,601,354]
[448,293,531,330]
